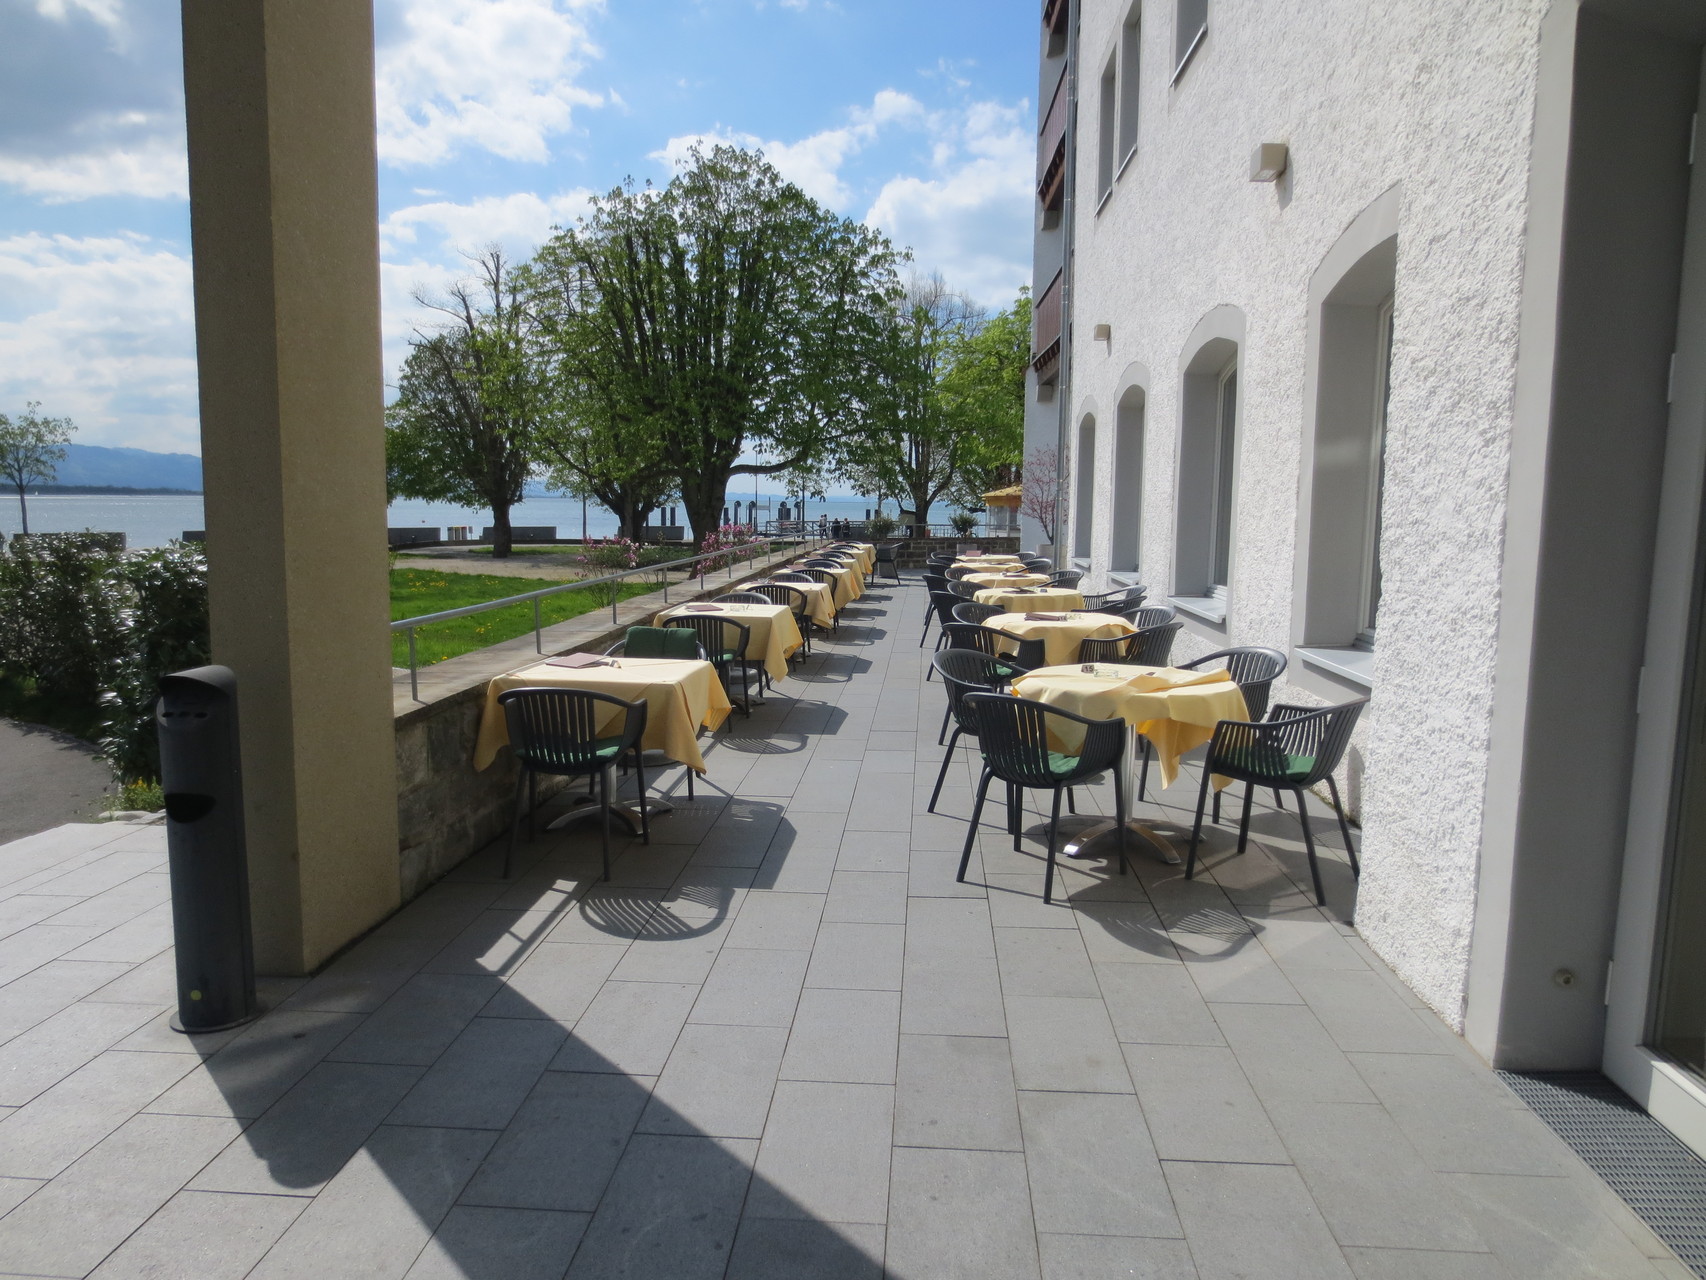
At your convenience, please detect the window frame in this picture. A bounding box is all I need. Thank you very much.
[1172,0,1207,85]
[1096,53,1118,205]
[1356,296,1395,648]
[1207,359,1238,592]
[1117,6,1142,170]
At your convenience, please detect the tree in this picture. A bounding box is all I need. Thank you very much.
[531,145,900,543]
[0,402,74,535]
[942,290,1030,511]
[1021,445,1064,547]
[386,250,547,558]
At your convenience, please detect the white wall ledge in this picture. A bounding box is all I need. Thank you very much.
[1297,645,1375,689]
[1169,594,1227,625]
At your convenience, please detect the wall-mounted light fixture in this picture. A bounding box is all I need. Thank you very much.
[1250,142,1289,183]
[1091,323,1112,342]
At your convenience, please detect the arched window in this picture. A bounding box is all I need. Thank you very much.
[1173,307,1245,615]
[1110,385,1145,572]
[1073,415,1097,560]
[1295,188,1399,683]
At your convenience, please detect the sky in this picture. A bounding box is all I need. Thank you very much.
[0,0,1037,457]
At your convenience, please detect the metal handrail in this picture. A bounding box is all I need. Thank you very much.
[392,537,828,701]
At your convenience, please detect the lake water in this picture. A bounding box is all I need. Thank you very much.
[1,491,947,550]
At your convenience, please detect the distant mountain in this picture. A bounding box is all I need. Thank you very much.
[49,444,202,492]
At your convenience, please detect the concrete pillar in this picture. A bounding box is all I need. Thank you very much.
[181,0,399,974]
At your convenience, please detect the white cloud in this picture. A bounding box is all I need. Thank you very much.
[381,189,595,255]
[376,0,607,167]
[0,128,186,202]
[0,232,199,452]
[34,0,125,37]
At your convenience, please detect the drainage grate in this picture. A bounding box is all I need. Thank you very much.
[1499,1070,1706,1276]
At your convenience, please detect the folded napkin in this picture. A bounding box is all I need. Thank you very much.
[1025,612,1068,621]
[1127,666,1231,692]
[547,653,609,669]
[686,603,721,611]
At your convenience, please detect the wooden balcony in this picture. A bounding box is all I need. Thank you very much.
[1043,0,1068,43]
[1033,269,1063,382]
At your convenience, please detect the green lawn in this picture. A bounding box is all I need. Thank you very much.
[391,569,659,667]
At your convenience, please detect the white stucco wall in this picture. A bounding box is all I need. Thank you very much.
[1053,0,1549,1026]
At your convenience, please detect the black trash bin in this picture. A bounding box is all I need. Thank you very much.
[157,665,259,1034]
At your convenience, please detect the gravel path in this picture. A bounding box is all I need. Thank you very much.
[0,718,112,841]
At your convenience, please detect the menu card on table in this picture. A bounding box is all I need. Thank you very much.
[547,653,611,669]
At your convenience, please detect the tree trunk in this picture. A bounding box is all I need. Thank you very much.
[14,485,28,536]
[678,476,728,551]
[909,483,933,536]
[490,500,513,558]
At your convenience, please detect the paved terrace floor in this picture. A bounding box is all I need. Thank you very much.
[0,575,1689,1279]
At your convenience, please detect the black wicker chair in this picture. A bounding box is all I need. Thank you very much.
[1084,585,1148,614]
[1048,570,1085,589]
[1179,647,1289,821]
[949,580,980,599]
[664,615,756,714]
[1022,557,1052,572]
[1121,604,1177,629]
[952,601,1004,625]
[955,692,1130,904]
[713,591,771,605]
[875,543,903,583]
[945,565,978,581]
[607,626,702,660]
[497,687,650,880]
[1186,698,1367,905]
[747,583,813,654]
[928,649,1030,815]
[1078,620,1181,668]
[940,621,1044,669]
[920,588,961,656]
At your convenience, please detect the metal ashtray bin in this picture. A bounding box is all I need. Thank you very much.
[157,665,258,1033]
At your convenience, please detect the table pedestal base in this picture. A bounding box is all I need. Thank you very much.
[544,792,675,836]
[1060,817,1185,865]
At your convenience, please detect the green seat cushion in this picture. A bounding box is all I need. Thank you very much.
[522,736,627,768]
[1222,746,1316,783]
[978,748,1085,779]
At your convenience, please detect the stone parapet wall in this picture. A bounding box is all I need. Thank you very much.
[890,536,1022,569]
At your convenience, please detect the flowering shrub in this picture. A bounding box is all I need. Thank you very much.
[697,525,764,579]
[575,538,640,605]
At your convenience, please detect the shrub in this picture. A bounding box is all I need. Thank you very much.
[575,538,640,606]
[950,512,979,536]
[696,525,764,578]
[867,513,897,540]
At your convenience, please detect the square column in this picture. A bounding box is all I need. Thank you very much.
[181,0,399,973]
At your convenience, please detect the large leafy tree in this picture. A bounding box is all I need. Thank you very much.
[943,290,1030,510]
[386,250,548,558]
[531,145,900,543]
[0,402,74,535]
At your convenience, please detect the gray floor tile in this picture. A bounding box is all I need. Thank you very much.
[690,946,810,1028]
[1037,1233,1200,1279]
[1164,1160,1356,1280]
[886,1146,1041,1280]
[326,973,502,1067]
[1267,1099,1489,1252]
[566,1134,756,1280]
[639,1022,788,1138]
[0,1048,198,1178]
[661,864,754,920]
[88,1190,306,1280]
[1347,1054,1566,1176]
[725,892,826,950]
[0,1178,39,1218]
[1006,995,1132,1093]
[781,987,900,1084]
[1289,971,1452,1055]
[1123,1042,1287,1164]
[746,1079,893,1223]
[1441,1172,1667,1279]
[461,1070,651,1212]
[825,870,909,924]
[548,981,699,1076]
[607,916,731,985]
[144,1010,362,1120]
[388,1016,566,1130]
[995,927,1100,998]
[894,1033,1023,1151]
[419,908,556,977]
[1075,898,1181,963]
[248,1125,494,1280]
[984,874,1081,929]
[0,998,160,1106]
[805,921,905,991]
[1178,941,1304,1004]
[725,1218,884,1280]
[1342,1247,1512,1279]
[0,959,134,1043]
[481,941,623,1022]
[404,1206,590,1280]
[278,937,444,1014]
[835,830,912,873]
[1242,902,1370,973]
[1210,1003,1376,1105]
[190,1060,421,1194]
[901,949,1009,1037]
[0,1113,246,1278]
[1096,962,1224,1046]
[1019,1090,1180,1238]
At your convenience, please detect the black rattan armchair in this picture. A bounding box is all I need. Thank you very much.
[1179,647,1288,821]
[875,543,902,582]
[713,591,771,605]
[1022,557,1052,572]
[955,692,1130,904]
[928,649,1029,815]
[1185,698,1367,905]
[952,601,1004,625]
[1079,620,1181,669]
[940,621,1044,670]
[1084,585,1148,614]
[498,687,650,880]
[1048,570,1084,589]
[747,583,813,655]
[665,615,756,714]
[921,588,960,654]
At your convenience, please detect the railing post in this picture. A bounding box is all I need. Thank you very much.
[407,629,420,703]
[533,598,542,653]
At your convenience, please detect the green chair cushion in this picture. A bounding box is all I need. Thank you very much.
[625,626,699,659]
[522,736,627,768]
[1222,745,1317,783]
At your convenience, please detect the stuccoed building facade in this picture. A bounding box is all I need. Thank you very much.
[1026,0,1706,1156]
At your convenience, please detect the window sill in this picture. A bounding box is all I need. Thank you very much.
[1169,595,1226,625]
[1116,147,1137,182]
[1297,645,1374,690]
[1107,570,1142,588]
[1095,186,1114,216]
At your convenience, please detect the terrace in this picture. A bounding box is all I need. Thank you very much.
[0,574,1684,1278]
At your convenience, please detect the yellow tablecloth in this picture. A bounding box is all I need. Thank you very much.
[817,564,864,607]
[988,611,1137,667]
[654,601,803,681]
[955,555,1023,568]
[766,579,837,630]
[965,571,1050,590]
[974,587,1085,613]
[837,544,876,575]
[1011,663,1247,791]
[474,656,733,774]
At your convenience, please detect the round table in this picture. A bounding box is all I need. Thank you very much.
[1010,662,1248,862]
[974,586,1086,613]
[964,572,1051,589]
